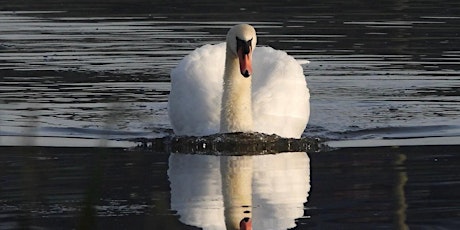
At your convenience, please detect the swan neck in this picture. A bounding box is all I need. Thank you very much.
[221,156,253,230]
[220,47,253,133]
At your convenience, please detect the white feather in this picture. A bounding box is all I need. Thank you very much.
[168,42,310,138]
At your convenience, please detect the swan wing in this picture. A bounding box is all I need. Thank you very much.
[252,152,310,229]
[168,44,310,138]
[168,43,226,136]
[252,46,310,138]
[168,153,225,229]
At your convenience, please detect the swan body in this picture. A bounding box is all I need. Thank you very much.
[168,24,310,138]
[168,152,310,230]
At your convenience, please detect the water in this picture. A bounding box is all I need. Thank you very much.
[0,0,459,229]
[0,3,459,141]
[2,146,460,229]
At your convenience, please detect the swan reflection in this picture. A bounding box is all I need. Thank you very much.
[168,152,310,230]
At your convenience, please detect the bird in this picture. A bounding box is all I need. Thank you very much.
[168,24,310,138]
[168,152,310,230]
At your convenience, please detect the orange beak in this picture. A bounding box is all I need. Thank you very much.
[237,41,253,78]
[240,217,252,230]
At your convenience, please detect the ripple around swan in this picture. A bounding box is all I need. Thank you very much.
[0,1,460,229]
[136,132,323,155]
[1,9,459,144]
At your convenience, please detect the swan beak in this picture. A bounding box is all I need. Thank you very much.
[239,217,252,230]
[237,38,253,78]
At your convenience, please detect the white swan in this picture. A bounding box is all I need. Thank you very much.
[168,24,310,138]
[220,156,253,230]
[168,152,310,230]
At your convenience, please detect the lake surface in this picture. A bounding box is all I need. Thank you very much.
[0,0,459,229]
[2,145,460,229]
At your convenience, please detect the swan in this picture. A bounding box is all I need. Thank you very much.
[168,24,310,138]
[220,156,253,230]
[168,152,310,230]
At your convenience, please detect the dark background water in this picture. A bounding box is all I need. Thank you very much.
[0,0,460,229]
[1,146,460,229]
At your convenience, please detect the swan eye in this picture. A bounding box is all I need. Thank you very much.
[236,37,252,55]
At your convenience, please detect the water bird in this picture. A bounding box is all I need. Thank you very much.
[168,24,310,138]
[169,152,310,229]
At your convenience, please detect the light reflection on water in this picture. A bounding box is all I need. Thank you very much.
[0,1,460,229]
[1,7,459,141]
[168,152,310,230]
[2,145,459,229]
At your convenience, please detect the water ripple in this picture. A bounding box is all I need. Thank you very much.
[0,9,459,142]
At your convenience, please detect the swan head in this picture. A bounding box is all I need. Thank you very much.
[226,24,257,78]
[239,217,252,230]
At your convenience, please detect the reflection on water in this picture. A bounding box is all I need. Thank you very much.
[0,0,460,229]
[0,1,459,141]
[168,152,310,230]
[1,146,460,229]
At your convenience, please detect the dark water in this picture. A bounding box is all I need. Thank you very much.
[1,146,460,229]
[0,0,460,229]
[1,0,459,140]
